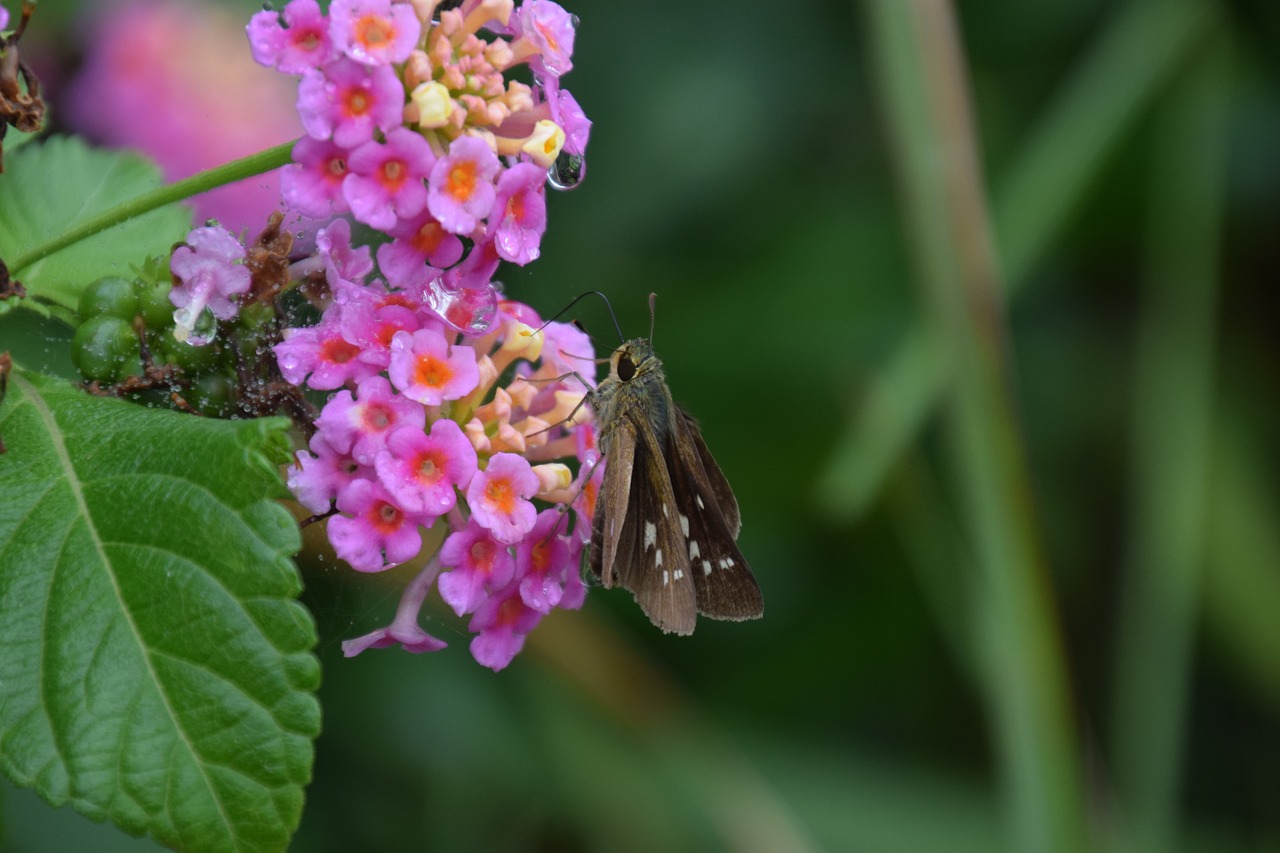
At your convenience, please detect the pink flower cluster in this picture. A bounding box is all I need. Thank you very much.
[280,220,601,671]
[249,0,590,323]
[165,0,597,670]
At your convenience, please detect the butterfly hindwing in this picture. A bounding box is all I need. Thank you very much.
[668,408,763,621]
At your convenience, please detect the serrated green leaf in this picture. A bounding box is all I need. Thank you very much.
[0,135,192,315]
[0,368,320,853]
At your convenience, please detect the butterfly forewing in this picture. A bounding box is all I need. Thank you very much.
[679,409,741,537]
[667,409,763,620]
[590,405,696,634]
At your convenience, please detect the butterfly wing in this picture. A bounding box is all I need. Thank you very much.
[590,409,697,635]
[668,407,763,621]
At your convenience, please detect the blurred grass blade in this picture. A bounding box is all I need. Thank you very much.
[822,0,1216,517]
[1203,417,1280,713]
[864,2,1085,850]
[994,0,1215,286]
[1110,34,1233,848]
[886,451,979,679]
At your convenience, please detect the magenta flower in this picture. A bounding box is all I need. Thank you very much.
[340,302,422,370]
[468,581,543,671]
[387,328,480,405]
[329,0,420,67]
[328,478,426,572]
[342,621,446,655]
[427,135,501,235]
[281,136,351,218]
[437,520,517,616]
[315,374,426,463]
[556,87,591,155]
[275,318,380,390]
[316,217,374,286]
[343,127,436,231]
[286,433,363,514]
[343,558,450,655]
[247,0,334,74]
[0,8,8,31]
[515,509,571,613]
[467,452,540,544]
[297,57,404,148]
[539,320,597,386]
[169,224,251,345]
[374,420,477,516]
[377,211,465,290]
[491,162,547,265]
[512,0,576,78]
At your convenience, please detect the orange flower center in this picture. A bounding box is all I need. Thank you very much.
[415,450,444,482]
[471,540,495,570]
[346,90,369,116]
[321,337,361,365]
[485,477,515,514]
[380,159,405,189]
[446,161,477,201]
[355,17,391,47]
[412,221,447,254]
[372,501,401,533]
[414,354,452,389]
[363,404,392,430]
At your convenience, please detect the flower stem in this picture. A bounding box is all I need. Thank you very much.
[8,140,297,275]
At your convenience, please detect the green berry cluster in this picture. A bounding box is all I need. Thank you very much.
[68,261,251,416]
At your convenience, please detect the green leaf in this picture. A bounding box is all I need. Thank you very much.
[0,135,192,316]
[0,368,320,853]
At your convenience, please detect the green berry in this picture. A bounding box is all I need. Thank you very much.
[136,278,177,329]
[78,276,140,321]
[153,331,222,373]
[71,316,141,383]
[188,373,234,417]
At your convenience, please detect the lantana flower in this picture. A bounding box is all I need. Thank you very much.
[171,0,600,671]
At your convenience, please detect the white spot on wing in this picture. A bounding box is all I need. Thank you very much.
[644,522,657,549]
[689,540,701,560]
[718,557,734,569]
[680,514,690,537]
[696,495,705,510]
[703,563,712,576]
[662,569,669,586]
[655,548,663,567]
[662,504,669,517]
[674,569,684,580]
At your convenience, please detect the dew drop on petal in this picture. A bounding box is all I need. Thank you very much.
[547,152,585,191]
[423,279,498,336]
[570,14,580,29]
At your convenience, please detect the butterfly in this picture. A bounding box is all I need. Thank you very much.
[586,326,763,635]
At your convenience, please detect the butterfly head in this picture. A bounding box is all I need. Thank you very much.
[608,338,660,384]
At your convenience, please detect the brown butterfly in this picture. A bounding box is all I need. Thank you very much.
[586,305,763,634]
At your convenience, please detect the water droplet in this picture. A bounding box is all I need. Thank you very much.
[423,279,498,336]
[547,152,585,191]
[570,14,580,29]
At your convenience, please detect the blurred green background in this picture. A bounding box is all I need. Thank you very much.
[3,0,1279,850]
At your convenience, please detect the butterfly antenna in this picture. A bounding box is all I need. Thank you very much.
[648,292,658,344]
[534,291,625,344]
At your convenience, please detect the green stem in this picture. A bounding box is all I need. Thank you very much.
[865,1,1085,850]
[8,140,297,274]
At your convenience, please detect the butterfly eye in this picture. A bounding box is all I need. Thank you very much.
[617,354,636,381]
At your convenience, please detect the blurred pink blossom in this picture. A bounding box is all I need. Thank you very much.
[64,0,304,234]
